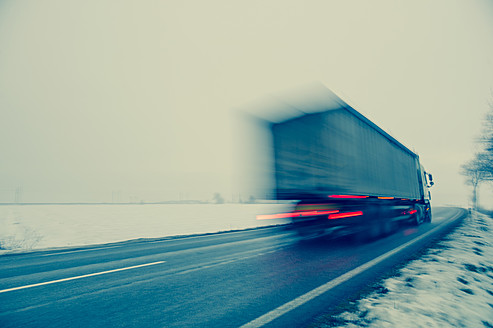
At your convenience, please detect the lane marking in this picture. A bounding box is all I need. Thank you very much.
[240,209,463,328]
[41,245,123,257]
[148,232,295,258]
[20,226,287,257]
[0,261,165,294]
[146,226,289,244]
[4,232,294,274]
[174,244,290,275]
[24,226,288,257]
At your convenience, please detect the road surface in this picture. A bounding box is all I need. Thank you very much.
[0,207,466,327]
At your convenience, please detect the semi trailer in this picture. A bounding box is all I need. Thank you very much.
[262,90,434,239]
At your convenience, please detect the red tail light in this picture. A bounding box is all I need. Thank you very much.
[328,211,363,219]
[329,195,368,199]
[298,210,339,216]
[257,210,339,220]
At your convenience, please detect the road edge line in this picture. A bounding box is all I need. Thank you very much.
[240,209,465,328]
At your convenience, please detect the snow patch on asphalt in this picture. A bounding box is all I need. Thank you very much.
[326,213,493,328]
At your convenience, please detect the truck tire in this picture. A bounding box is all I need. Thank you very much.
[382,219,396,236]
[350,225,375,244]
[350,230,366,244]
[354,222,382,243]
[368,223,382,240]
[413,207,424,226]
[424,209,432,223]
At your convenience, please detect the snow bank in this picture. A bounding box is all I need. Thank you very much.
[0,204,292,253]
[326,213,493,327]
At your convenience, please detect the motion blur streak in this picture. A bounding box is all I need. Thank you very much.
[329,195,369,199]
[257,210,339,220]
[328,211,363,220]
[256,213,301,220]
[297,210,339,216]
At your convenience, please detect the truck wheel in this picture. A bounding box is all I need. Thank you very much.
[350,230,366,244]
[413,208,424,226]
[382,220,395,236]
[350,226,376,244]
[368,223,382,240]
[351,222,385,244]
[424,209,432,223]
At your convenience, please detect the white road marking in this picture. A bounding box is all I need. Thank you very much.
[175,247,287,275]
[19,231,290,262]
[0,261,165,294]
[146,226,289,244]
[149,232,295,258]
[173,242,292,275]
[41,245,123,257]
[37,226,288,256]
[240,209,463,328]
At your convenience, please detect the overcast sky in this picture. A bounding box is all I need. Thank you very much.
[1,1,493,206]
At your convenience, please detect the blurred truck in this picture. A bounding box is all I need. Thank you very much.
[264,90,434,239]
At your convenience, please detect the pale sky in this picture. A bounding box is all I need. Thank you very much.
[1,1,493,206]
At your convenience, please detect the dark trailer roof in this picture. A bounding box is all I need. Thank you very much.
[263,85,417,159]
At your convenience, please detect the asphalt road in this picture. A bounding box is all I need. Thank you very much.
[0,206,466,328]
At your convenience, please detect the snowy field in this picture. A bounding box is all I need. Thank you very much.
[321,212,493,328]
[0,204,292,253]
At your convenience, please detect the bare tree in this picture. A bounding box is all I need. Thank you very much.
[461,152,493,209]
[482,99,493,152]
[462,95,493,209]
[213,192,224,204]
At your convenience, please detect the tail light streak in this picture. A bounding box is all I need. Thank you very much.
[329,195,368,199]
[328,211,363,220]
[257,210,339,220]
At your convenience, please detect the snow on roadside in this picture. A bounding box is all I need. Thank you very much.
[0,204,292,254]
[0,208,42,251]
[324,213,493,328]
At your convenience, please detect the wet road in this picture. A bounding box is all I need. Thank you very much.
[0,207,466,327]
